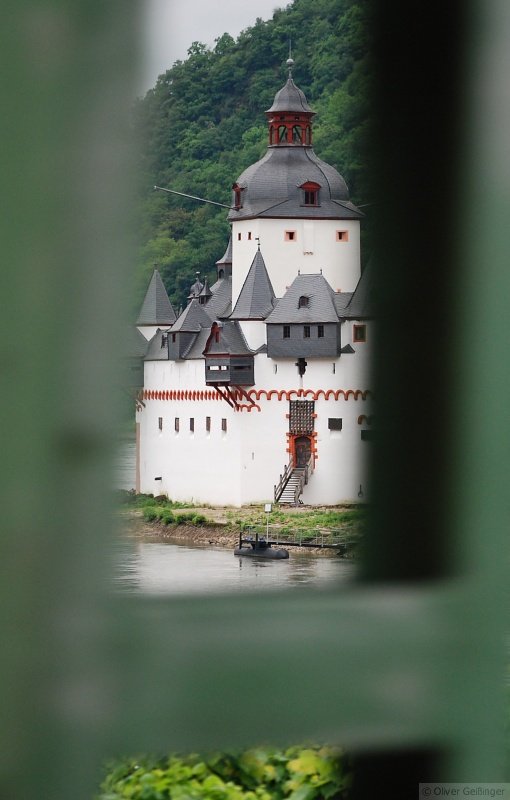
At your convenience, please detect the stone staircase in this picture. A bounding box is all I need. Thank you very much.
[277,468,307,505]
[274,457,315,506]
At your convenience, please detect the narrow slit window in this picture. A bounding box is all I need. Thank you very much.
[283,325,291,339]
[221,418,227,433]
[304,325,311,338]
[190,418,194,433]
[206,416,211,433]
[174,417,179,433]
[353,324,367,343]
[158,417,163,431]
[318,325,324,338]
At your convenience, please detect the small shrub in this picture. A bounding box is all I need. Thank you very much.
[160,509,175,525]
[142,507,158,522]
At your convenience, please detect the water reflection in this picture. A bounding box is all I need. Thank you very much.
[114,538,355,596]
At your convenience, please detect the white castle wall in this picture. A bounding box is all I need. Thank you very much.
[232,218,361,306]
[137,321,372,506]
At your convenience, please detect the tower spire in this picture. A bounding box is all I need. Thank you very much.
[265,57,315,147]
[287,39,294,77]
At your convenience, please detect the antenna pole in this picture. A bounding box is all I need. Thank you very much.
[154,185,235,210]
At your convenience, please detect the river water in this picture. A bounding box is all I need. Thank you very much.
[115,520,355,596]
[114,445,355,595]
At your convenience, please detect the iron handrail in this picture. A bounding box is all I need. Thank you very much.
[274,460,293,502]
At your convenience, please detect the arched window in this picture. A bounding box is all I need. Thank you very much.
[278,125,287,143]
[292,125,302,143]
[298,296,309,308]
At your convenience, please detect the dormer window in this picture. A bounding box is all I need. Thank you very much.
[298,296,309,308]
[232,182,244,210]
[300,181,321,206]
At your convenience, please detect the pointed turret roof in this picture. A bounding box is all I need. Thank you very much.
[124,325,150,358]
[198,276,212,302]
[136,269,176,326]
[338,260,375,319]
[215,237,232,267]
[171,298,212,333]
[230,248,276,320]
[188,273,204,300]
[206,276,232,319]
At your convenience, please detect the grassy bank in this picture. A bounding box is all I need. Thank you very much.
[117,491,365,555]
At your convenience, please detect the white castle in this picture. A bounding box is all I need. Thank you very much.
[133,63,373,507]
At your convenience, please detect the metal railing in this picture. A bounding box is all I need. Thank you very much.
[274,460,293,502]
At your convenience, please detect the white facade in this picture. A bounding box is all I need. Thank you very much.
[135,73,372,507]
[137,318,372,506]
[232,218,361,305]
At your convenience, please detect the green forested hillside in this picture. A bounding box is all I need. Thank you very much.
[132,0,372,311]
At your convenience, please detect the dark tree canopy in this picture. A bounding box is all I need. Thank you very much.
[132,0,373,311]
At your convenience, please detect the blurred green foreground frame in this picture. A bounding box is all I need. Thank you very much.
[0,2,508,798]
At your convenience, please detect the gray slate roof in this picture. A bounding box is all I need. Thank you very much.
[215,236,232,266]
[228,147,362,222]
[338,260,374,319]
[206,276,232,319]
[136,269,176,325]
[205,321,255,356]
[199,277,212,300]
[230,249,276,320]
[182,327,211,359]
[145,328,171,361]
[125,325,150,358]
[333,292,353,315]
[265,273,339,324]
[266,77,314,114]
[171,299,212,333]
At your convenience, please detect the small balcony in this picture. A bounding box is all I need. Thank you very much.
[205,356,254,386]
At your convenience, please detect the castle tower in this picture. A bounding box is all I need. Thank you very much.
[228,60,363,303]
[136,60,372,507]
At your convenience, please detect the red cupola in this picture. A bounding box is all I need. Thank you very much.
[265,58,315,147]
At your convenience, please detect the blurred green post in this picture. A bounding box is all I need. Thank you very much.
[0,2,508,799]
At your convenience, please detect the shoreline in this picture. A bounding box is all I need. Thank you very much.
[119,509,348,556]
